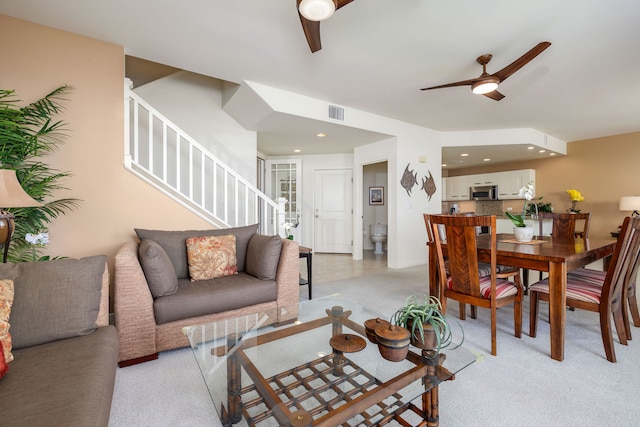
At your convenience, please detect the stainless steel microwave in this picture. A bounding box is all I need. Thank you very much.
[470,185,499,201]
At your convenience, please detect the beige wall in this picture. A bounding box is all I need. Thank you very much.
[0,15,211,272]
[449,131,640,239]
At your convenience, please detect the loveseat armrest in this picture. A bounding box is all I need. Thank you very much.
[114,241,158,364]
[275,238,300,323]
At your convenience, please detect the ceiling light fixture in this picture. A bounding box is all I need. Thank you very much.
[298,0,336,21]
[460,153,469,157]
[471,76,499,94]
[316,133,326,137]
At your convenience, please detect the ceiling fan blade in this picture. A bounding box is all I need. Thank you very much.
[483,90,505,101]
[493,41,552,82]
[298,14,322,52]
[336,0,355,10]
[420,77,480,91]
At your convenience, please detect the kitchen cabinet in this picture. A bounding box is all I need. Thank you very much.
[469,172,499,186]
[445,175,470,201]
[497,169,536,199]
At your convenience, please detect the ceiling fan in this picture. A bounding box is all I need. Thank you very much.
[420,41,552,101]
[297,0,355,53]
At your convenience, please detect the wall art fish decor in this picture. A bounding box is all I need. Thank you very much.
[400,163,418,196]
[421,170,437,201]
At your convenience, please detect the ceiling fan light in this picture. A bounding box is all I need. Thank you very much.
[299,0,336,21]
[471,77,500,94]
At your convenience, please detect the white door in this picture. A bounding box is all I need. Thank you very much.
[314,169,353,253]
[265,160,301,239]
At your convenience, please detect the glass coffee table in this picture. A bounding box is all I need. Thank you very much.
[183,295,476,427]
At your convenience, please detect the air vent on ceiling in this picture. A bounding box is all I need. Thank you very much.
[329,105,344,121]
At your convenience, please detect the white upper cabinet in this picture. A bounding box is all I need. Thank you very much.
[445,175,471,201]
[497,169,536,199]
[468,173,499,186]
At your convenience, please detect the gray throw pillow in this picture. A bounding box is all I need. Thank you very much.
[245,234,282,280]
[135,224,258,278]
[139,239,179,297]
[0,255,106,350]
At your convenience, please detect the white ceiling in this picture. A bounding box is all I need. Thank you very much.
[3,0,639,169]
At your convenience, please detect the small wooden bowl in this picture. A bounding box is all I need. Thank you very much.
[364,318,390,343]
[374,324,410,362]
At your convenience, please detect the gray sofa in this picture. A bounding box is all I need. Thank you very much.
[115,224,300,366]
[0,256,118,427]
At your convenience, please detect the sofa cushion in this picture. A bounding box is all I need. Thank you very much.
[0,326,118,426]
[135,224,258,279]
[246,234,282,280]
[138,239,179,298]
[153,273,278,324]
[0,256,106,350]
[0,279,14,364]
[186,234,238,281]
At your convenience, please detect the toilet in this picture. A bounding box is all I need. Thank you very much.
[369,224,387,255]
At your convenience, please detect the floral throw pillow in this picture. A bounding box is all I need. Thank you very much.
[0,279,14,364]
[186,235,238,281]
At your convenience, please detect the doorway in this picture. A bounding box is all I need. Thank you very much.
[363,162,388,262]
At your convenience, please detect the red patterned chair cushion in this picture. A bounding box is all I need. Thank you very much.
[567,268,607,284]
[447,275,520,299]
[529,274,602,304]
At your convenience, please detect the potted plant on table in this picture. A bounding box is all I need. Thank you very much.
[390,295,453,353]
[505,182,535,242]
[566,189,584,213]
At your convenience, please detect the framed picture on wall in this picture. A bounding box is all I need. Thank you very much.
[369,187,384,205]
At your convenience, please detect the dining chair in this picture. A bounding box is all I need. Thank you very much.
[529,216,640,363]
[427,214,524,356]
[523,212,592,291]
[564,250,640,340]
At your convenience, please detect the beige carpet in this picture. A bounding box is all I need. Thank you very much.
[109,264,640,426]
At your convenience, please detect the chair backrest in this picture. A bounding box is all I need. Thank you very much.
[601,216,640,311]
[427,214,497,298]
[538,212,591,239]
[423,212,481,244]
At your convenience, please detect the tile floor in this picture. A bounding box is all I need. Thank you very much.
[300,249,389,286]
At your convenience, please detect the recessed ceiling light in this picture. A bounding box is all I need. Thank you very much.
[528,146,535,150]
[483,158,491,162]
[441,163,447,167]
[460,153,469,157]
[294,149,301,153]
[316,133,326,137]
[539,149,546,153]
[549,153,556,156]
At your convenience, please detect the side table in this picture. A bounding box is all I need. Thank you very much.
[298,246,312,299]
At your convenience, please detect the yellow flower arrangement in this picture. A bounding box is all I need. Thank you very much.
[567,189,584,213]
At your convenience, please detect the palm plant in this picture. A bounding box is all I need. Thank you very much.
[0,86,80,262]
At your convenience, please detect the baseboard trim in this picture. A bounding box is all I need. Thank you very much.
[118,353,159,368]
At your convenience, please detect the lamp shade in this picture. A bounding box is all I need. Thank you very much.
[298,0,336,21]
[0,170,42,208]
[619,196,640,212]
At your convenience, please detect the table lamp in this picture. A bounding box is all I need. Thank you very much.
[0,170,43,262]
[619,196,640,218]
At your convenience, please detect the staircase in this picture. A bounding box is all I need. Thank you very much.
[123,81,284,235]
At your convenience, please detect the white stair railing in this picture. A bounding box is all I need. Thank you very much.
[123,82,284,235]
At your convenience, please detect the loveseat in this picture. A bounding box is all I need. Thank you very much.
[0,256,118,427]
[115,224,300,366]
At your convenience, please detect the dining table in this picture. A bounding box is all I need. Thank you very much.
[428,233,617,361]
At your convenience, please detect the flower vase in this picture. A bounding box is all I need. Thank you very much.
[513,226,535,243]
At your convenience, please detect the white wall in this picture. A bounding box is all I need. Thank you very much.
[134,71,258,183]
